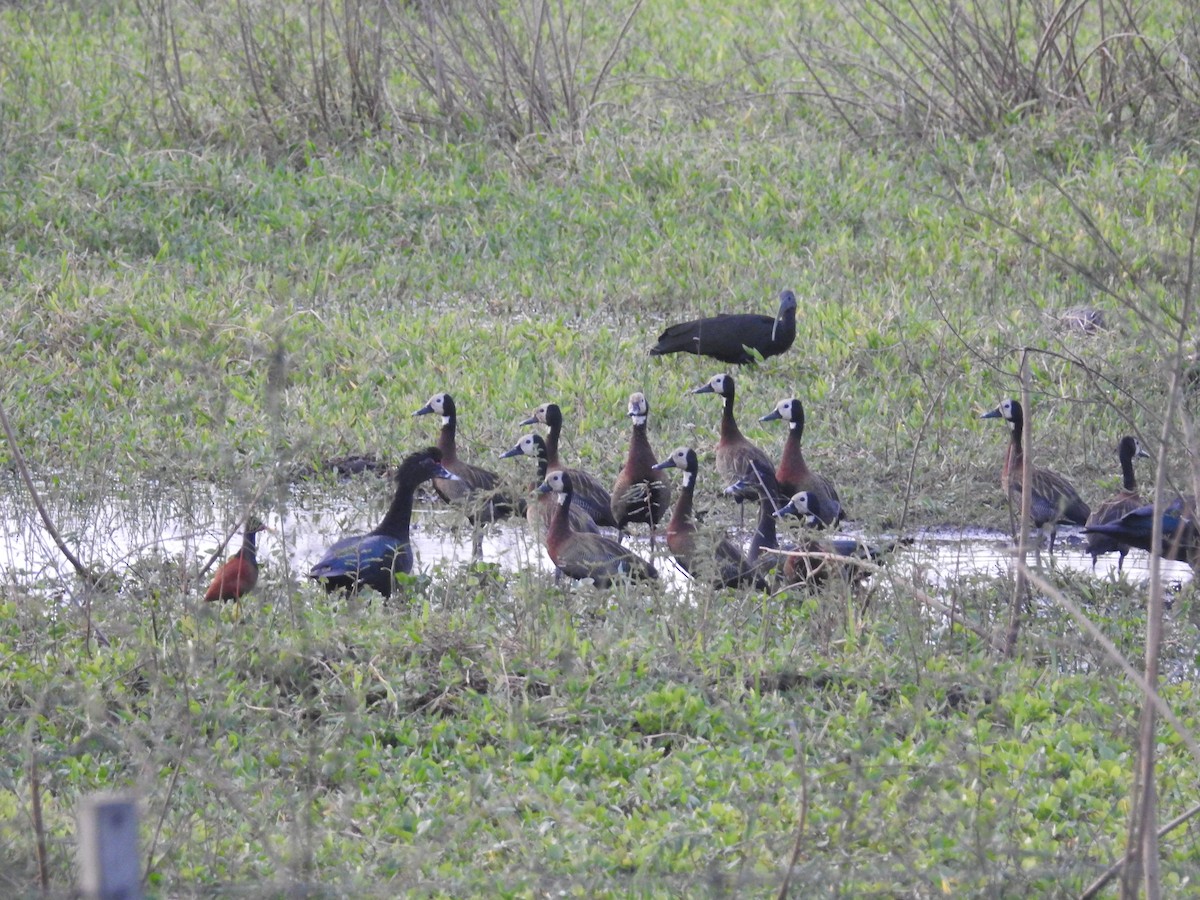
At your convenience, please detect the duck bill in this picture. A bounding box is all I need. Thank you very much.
[651,459,676,471]
[690,383,715,395]
[980,408,1003,419]
[499,445,524,459]
[414,404,434,417]
[759,409,782,422]
[435,466,460,481]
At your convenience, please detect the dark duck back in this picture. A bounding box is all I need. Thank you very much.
[308,447,456,598]
[1084,435,1150,570]
[1085,495,1198,569]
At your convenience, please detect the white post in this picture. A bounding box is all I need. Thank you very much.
[77,793,141,900]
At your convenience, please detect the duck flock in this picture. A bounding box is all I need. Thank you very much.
[203,291,1199,604]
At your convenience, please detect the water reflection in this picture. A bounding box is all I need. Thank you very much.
[0,473,1192,593]
[900,524,1194,586]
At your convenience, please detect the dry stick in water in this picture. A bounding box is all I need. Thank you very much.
[0,394,110,648]
[0,394,92,580]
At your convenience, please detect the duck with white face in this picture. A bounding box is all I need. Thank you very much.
[500,432,601,537]
[690,373,782,510]
[519,401,618,528]
[760,396,844,528]
[652,446,760,589]
[536,470,657,588]
[981,398,1090,552]
[610,391,672,540]
[414,392,522,554]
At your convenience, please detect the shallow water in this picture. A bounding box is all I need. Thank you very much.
[900,523,1195,586]
[0,471,1192,595]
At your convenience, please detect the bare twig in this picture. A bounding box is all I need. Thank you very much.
[777,724,810,900]
[0,394,92,581]
[1021,567,1200,766]
[29,749,48,893]
[1080,800,1200,900]
[143,736,190,887]
[801,0,1200,142]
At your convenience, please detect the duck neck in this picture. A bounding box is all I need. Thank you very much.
[784,419,808,469]
[788,415,805,445]
[549,488,574,541]
[239,529,259,565]
[671,467,697,530]
[719,392,741,443]
[1006,417,1025,476]
[375,477,419,539]
[438,415,458,464]
[749,498,778,562]
[627,421,655,469]
[545,419,562,467]
[1120,450,1137,492]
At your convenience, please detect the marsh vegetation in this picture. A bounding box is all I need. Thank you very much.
[1,0,1199,895]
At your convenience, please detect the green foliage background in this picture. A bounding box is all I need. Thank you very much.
[1,0,1198,895]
